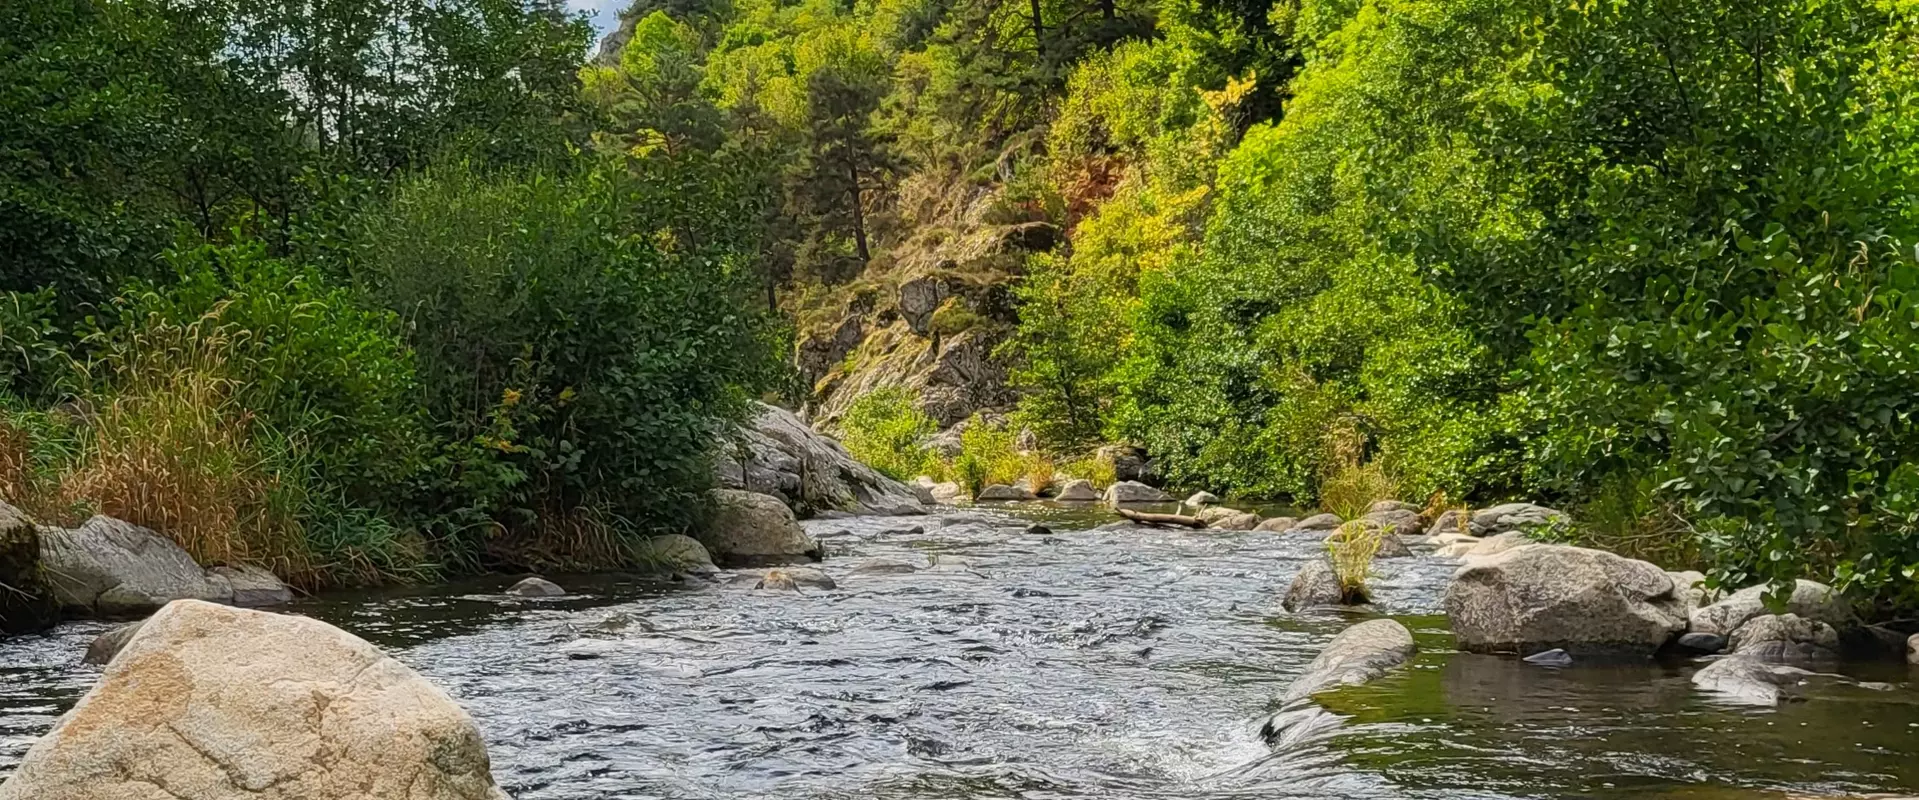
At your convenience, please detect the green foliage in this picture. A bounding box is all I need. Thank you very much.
[950,416,1025,496]
[0,290,77,403]
[351,161,781,556]
[1319,462,1398,522]
[840,387,938,480]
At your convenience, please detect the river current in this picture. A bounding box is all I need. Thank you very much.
[4,506,1919,799]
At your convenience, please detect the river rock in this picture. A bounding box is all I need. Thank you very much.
[1280,619,1417,702]
[0,599,509,800]
[1909,633,1919,665]
[506,576,566,597]
[40,516,232,617]
[1473,503,1570,535]
[1096,445,1152,483]
[1294,513,1342,531]
[1207,511,1261,531]
[1690,655,1817,706]
[702,489,823,567]
[1282,560,1349,611]
[1434,538,1481,558]
[1053,479,1099,502]
[1667,570,1712,614]
[1461,531,1531,560]
[1104,480,1172,506]
[755,566,837,591]
[975,484,1034,501]
[0,500,56,635]
[1370,527,1415,558]
[852,557,924,574]
[1255,516,1298,532]
[1360,507,1422,536]
[638,534,720,576]
[1673,632,1727,654]
[1728,613,1840,663]
[208,564,293,607]
[1523,648,1573,666]
[83,620,146,666]
[1186,491,1220,507]
[716,401,927,517]
[1445,544,1688,657]
[1425,508,1473,537]
[1689,579,1854,637]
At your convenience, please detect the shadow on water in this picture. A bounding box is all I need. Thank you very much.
[3,503,1919,799]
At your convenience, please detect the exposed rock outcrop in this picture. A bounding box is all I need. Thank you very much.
[1104,480,1172,506]
[0,500,56,636]
[1689,579,1854,637]
[1053,479,1099,501]
[1280,619,1417,703]
[0,599,510,800]
[702,490,824,567]
[716,402,927,517]
[39,516,232,617]
[1445,544,1688,657]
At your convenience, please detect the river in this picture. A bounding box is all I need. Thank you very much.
[3,506,1918,798]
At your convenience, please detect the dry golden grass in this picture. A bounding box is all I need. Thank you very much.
[1318,462,1400,521]
[1326,520,1383,604]
[1023,453,1057,496]
[58,311,315,585]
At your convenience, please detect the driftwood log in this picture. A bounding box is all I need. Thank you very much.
[1115,507,1208,528]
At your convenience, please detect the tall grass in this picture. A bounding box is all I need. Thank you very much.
[1326,522,1383,604]
[58,311,316,585]
[1319,461,1400,520]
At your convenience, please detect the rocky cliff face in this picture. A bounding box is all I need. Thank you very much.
[716,402,928,517]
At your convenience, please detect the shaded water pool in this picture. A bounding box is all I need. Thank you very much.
[3,506,1917,798]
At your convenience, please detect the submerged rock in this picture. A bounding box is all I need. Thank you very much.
[1104,480,1172,506]
[716,401,927,517]
[702,489,823,567]
[1445,544,1687,657]
[1690,655,1819,706]
[851,557,924,575]
[1523,648,1573,666]
[755,566,837,591]
[1280,619,1417,703]
[506,576,566,597]
[0,600,510,800]
[1689,579,1854,638]
[0,501,56,635]
[40,516,231,617]
[1053,479,1099,502]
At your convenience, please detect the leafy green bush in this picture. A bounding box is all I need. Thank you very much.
[840,387,937,480]
[351,160,781,563]
[950,416,1025,497]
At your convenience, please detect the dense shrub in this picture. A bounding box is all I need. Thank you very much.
[351,161,782,564]
[840,387,938,480]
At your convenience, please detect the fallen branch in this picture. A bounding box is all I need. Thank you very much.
[1115,507,1207,528]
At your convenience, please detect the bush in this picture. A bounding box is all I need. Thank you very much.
[949,416,1025,497]
[351,160,781,564]
[840,387,937,480]
[1319,462,1400,521]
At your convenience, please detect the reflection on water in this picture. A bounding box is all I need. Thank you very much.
[2,503,1917,799]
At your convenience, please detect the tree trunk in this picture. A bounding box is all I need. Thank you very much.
[1115,508,1207,528]
[1030,0,1045,57]
[848,161,871,264]
[1100,0,1114,21]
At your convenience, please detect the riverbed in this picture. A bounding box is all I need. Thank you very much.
[4,507,1918,798]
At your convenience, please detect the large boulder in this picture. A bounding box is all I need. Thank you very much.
[1294,513,1342,532]
[1104,480,1172,506]
[0,500,56,635]
[702,490,823,567]
[1359,507,1422,537]
[715,402,927,517]
[1445,544,1689,657]
[1690,655,1819,706]
[0,600,509,800]
[1689,579,1854,637]
[1427,503,1568,537]
[1185,491,1220,507]
[1280,619,1417,703]
[1053,479,1099,502]
[40,516,232,617]
[1255,516,1299,532]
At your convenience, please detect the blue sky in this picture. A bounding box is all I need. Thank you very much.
[567,0,626,39]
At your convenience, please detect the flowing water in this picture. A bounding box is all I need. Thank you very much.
[4,507,1919,799]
